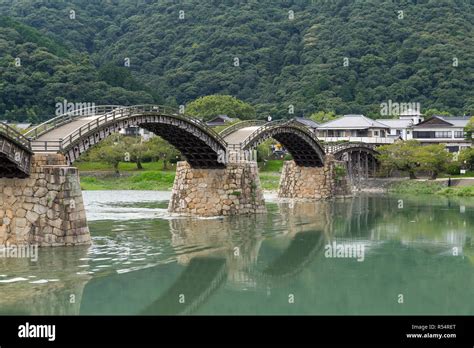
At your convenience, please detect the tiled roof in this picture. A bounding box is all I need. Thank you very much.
[414,116,471,128]
[376,119,413,128]
[318,114,389,129]
[294,117,319,128]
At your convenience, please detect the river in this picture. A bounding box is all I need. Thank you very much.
[0,191,473,315]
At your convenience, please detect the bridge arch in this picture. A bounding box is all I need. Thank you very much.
[325,143,379,161]
[0,123,32,178]
[255,230,325,283]
[29,105,228,169]
[234,120,325,167]
[324,143,380,178]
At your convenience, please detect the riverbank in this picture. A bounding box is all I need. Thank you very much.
[76,161,474,197]
[386,178,474,197]
[77,160,283,191]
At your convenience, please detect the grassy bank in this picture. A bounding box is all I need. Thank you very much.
[259,173,280,190]
[80,171,176,190]
[438,186,474,197]
[78,160,284,191]
[76,161,169,172]
[388,180,474,197]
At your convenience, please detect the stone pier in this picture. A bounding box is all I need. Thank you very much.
[278,156,350,199]
[0,153,90,246]
[169,161,265,216]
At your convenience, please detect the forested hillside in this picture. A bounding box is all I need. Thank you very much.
[1,0,473,122]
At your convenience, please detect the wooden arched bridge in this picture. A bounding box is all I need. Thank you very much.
[0,105,382,247]
[1,104,379,176]
[0,122,33,178]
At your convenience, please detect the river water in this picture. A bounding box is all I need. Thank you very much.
[0,191,473,315]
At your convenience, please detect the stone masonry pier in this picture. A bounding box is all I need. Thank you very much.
[0,153,90,246]
[169,161,265,216]
[278,156,350,199]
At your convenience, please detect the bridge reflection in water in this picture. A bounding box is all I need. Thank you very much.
[79,202,335,315]
[1,195,473,315]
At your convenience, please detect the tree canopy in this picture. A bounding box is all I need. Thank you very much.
[377,140,453,179]
[0,0,473,122]
[186,95,256,121]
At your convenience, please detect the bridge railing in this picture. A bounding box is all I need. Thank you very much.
[324,142,378,155]
[318,136,395,144]
[219,120,266,138]
[25,105,124,140]
[239,118,319,150]
[31,140,62,153]
[238,119,287,150]
[58,104,228,152]
[0,122,32,150]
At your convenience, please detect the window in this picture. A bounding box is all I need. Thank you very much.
[446,146,459,153]
[435,131,452,138]
[454,131,464,138]
[396,130,402,135]
[373,130,379,137]
[413,131,434,138]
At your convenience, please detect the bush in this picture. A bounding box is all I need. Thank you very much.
[388,181,444,194]
[445,162,461,175]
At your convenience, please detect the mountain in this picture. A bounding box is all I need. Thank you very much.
[0,0,473,122]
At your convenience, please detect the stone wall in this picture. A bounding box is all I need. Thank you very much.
[0,153,90,246]
[278,156,351,199]
[169,161,265,216]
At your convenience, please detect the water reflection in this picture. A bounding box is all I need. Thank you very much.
[1,193,473,315]
[0,246,91,315]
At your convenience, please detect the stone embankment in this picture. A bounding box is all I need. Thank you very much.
[0,154,90,246]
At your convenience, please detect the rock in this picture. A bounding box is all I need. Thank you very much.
[25,211,39,223]
[0,153,91,247]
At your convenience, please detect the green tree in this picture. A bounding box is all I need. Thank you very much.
[423,109,452,117]
[377,140,421,179]
[459,147,474,170]
[88,134,127,174]
[145,136,180,170]
[465,117,474,143]
[415,144,452,180]
[122,136,149,170]
[309,111,338,124]
[186,95,256,121]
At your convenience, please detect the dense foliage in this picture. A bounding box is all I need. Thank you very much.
[377,140,454,179]
[186,95,255,120]
[80,134,180,173]
[1,0,473,122]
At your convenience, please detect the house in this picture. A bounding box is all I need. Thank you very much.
[119,126,155,141]
[206,115,236,127]
[317,114,394,144]
[376,109,424,140]
[398,108,424,125]
[411,116,472,152]
[293,117,319,133]
[376,119,413,140]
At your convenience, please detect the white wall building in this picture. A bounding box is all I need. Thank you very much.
[119,126,155,141]
[317,114,394,144]
[411,116,471,153]
[376,108,424,140]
